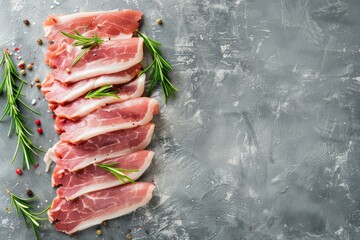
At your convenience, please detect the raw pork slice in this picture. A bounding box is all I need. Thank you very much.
[41,64,141,106]
[56,97,159,144]
[54,74,145,120]
[48,182,155,235]
[44,9,142,66]
[47,123,155,172]
[48,38,143,83]
[54,151,154,200]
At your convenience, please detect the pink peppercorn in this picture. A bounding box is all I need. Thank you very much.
[37,128,43,134]
[15,168,23,175]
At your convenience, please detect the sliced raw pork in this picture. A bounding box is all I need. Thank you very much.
[48,182,155,235]
[41,64,141,106]
[54,74,145,120]
[46,123,155,172]
[56,97,159,144]
[44,9,142,66]
[54,75,145,121]
[48,38,143,83]
[53,150,154,200]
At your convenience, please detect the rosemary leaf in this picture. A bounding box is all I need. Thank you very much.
[137,31,177,103]
[6,189,51,240]
[61,31,104,67]
[85,85,120,99]
[98,162,139,184]
[0,50,42,169]
[71,47,90,67]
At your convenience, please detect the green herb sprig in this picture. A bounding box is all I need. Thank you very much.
[137,31,177,103]
[61,30,104,67]
[85,85,119,99]
[0,50,42,169]
[98,162,139,184]
[7,189,50,240]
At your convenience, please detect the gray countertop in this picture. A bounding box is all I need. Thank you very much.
[1,0,360,239]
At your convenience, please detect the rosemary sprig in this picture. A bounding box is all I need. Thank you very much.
[6,189,50,240]
[0,50,42,169]
[61,30,104,67]
[137,31,177,103]
[85,85,120,99]
[98,162,139,184]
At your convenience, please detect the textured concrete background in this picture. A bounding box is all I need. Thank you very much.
[1,0,360,239]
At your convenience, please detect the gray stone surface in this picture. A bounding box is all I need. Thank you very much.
[1,0,360,239]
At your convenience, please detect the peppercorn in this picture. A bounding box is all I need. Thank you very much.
[156,18,163,25]
[35,119,41,125]
[102,220,108,226]
[23,19,30,26]
[36,83,41,89]
[15,168,23,175]
[36,38,43,45]
[26,189,34,197]
[20,69,26,75]
[52,113,57,119]
[34,77,40,83]
[26,64,33,70]
[96,229,102,236]
[37,127,43,134]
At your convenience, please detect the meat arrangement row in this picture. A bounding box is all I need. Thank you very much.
[41,9,158,235]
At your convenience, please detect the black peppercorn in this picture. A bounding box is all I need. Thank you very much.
[23,19,30,26]
[26,189,34,197]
